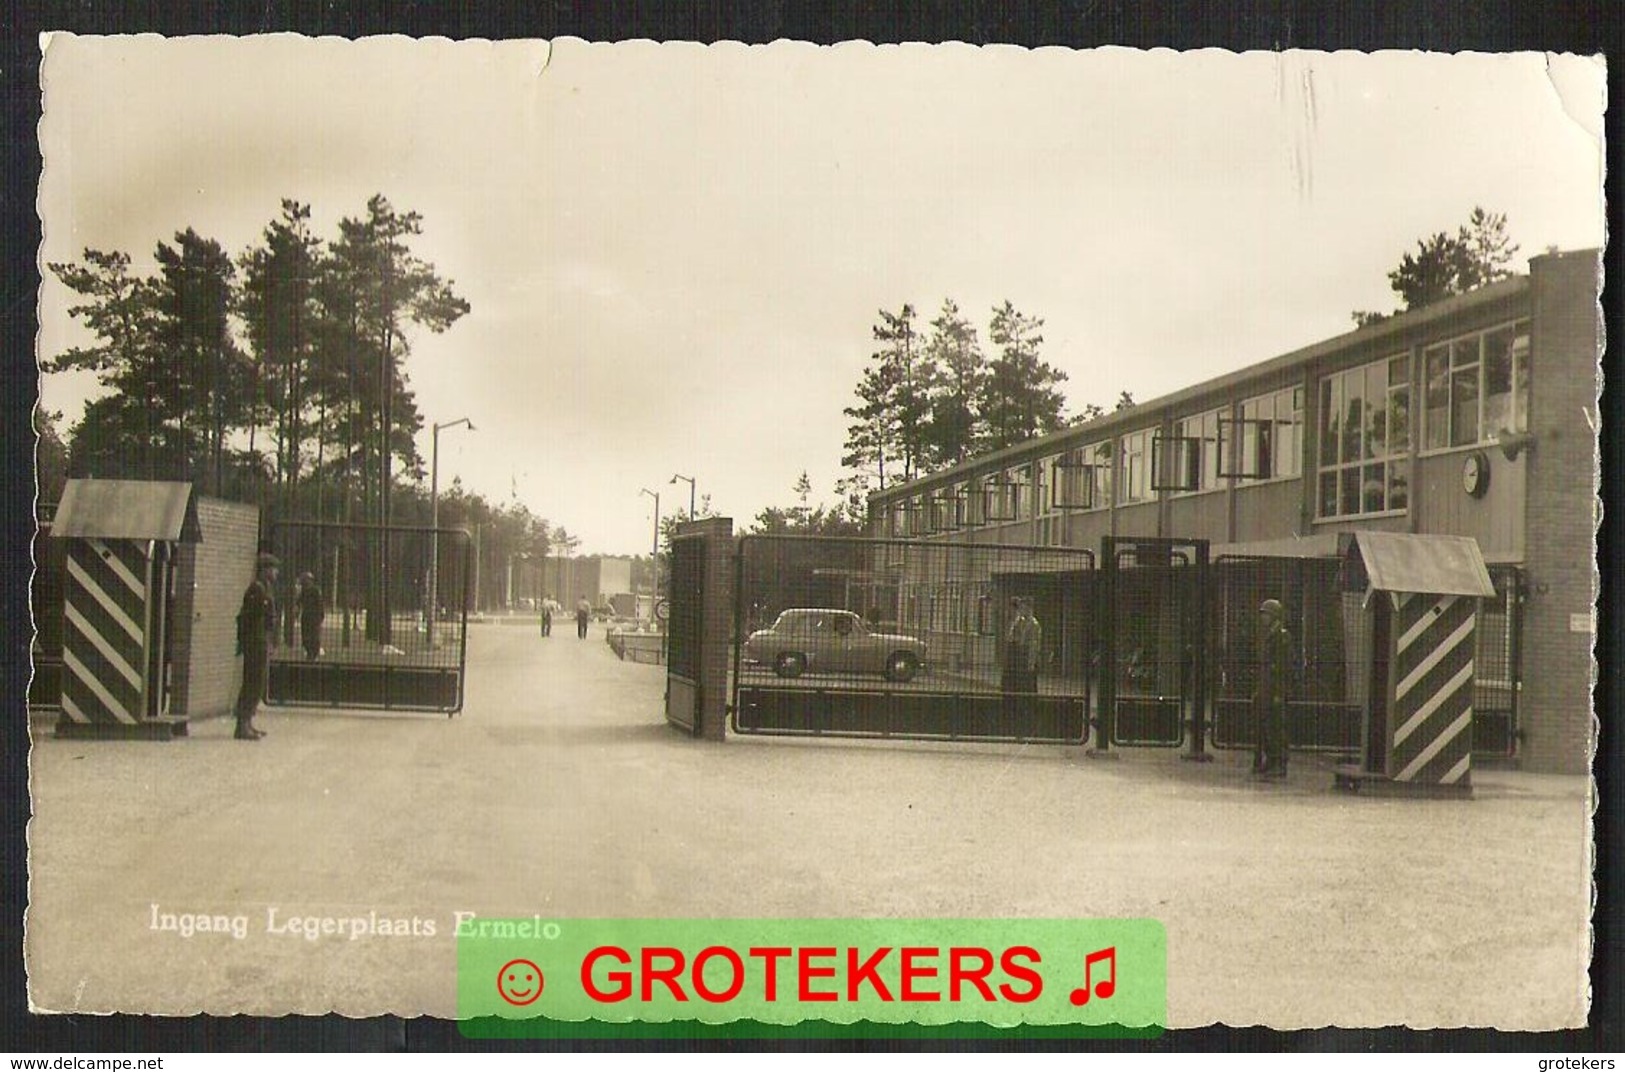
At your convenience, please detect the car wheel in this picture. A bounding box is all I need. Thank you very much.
[885,651,919,683]
[775,652,806,679]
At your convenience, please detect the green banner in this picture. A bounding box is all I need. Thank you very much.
[458,918,1165,1039]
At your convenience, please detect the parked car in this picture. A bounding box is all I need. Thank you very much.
[743,608,926,682]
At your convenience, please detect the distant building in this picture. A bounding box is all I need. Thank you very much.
[544,555,635,609]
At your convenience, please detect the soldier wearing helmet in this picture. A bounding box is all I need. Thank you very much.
[1254,598,1290,779]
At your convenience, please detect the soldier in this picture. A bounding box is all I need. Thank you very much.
[233,552,280,741]
[1002,597,1044,722]
[296,571,325,661]
[1254,598,1290,779]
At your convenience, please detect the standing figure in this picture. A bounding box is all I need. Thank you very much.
[540,593,556,637]
[297,571,325,661]
[233,553,280,741]
[1254,598,1290,779]
[1002,597,1043,720]
[576,596,592,640]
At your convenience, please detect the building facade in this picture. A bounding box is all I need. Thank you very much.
[868,249,1600,774]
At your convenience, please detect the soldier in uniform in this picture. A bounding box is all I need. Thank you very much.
[1254,598,1290,779]
[234,552,280,740]
[1002,597,1044,721]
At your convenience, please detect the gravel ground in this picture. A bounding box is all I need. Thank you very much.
[26,622,1593,1029]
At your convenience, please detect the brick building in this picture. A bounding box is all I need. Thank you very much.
[867,249,1600,773]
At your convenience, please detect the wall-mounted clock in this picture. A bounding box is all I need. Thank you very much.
[1462,450,1490,498]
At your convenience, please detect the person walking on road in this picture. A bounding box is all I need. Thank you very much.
[1254,598,1290,779]
[296,571,325,661]
[540,593,557,638]
[576,596,592,639]
[234,552,279,740]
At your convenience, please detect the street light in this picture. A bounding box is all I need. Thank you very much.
[640,487,661,621]
[429,417,475,647]
[669,473,696,520]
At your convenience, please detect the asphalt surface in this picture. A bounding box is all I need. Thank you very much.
[27,621,1592,1029]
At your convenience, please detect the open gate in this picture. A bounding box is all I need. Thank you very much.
[729,535,1094,744]
[1097,536,1208,751]
[265,521,471,714]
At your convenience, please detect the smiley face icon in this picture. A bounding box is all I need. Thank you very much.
[496,958,544,1006]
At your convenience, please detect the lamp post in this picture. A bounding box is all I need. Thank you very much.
[669,473,696,520]
[640,487,661,621]
[428,417,474,647]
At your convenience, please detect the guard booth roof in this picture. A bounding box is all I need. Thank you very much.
[51,480,201,543]
[1341,531,1494,598]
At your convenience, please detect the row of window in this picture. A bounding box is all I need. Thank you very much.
[886,319,1530,535]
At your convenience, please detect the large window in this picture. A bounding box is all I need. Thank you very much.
[987,465,1029,522]
[1047,443,1111,511]
[1236,386,1304,482]
[1318,355,1412,519]
[1170,409,1224,494]
[1424,321,1530,450]
[1118,429,1156,503]
[965,476,987,526]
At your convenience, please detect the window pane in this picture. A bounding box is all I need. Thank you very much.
[1203,412,1221,487]
[1388,464,1409,511]
[1363,463,1386,513]
[1320,378,1340,466]
[1484,326,1515,437]
[1388,355,1410,388]
[1283,388,1302,476]
[1343,371,1364,464]
[1425,347,1449,449]
[1319,471,1339,518]
[1366,364,1387,460]
[1277,415,1298,477]
[1451,366,1480,446]
[1340,467,1361,516]
[1452,337,1480,370]
[1512,332,1531,433]
[1390,386,1411,452]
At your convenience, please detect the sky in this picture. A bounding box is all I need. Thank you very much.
[36,37,1606,556]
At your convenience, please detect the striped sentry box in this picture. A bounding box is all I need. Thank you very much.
[60,537,150,726]
[1388,591,1476,785]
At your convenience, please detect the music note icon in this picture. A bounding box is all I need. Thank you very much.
[1068,946,1117,1006]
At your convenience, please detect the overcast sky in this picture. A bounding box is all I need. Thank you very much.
[36,37,1605,555]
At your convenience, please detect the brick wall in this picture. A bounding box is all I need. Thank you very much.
[1519,250,1602,774]
[170,498,260,720]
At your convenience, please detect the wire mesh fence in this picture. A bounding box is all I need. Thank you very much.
[736,535,1096,694]
[267,521,471,670]
[731,535,1094,742]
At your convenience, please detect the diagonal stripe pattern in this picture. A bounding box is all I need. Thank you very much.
[1389,591,1476,783]
[61,538,148,724]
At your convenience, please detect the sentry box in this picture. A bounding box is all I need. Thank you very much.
[49,480,205,739]
[1333,531,1497,798]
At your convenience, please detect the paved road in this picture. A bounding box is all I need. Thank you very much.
[27,621,1592,1029]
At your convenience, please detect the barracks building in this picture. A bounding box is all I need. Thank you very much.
[866,249,1600,775]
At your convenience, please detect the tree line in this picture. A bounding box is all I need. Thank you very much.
[828,207,1521,526]
[47,195,469,538]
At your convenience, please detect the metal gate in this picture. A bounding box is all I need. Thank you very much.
[265,521,471,713]
[1208,555,1521,758]
[1209,555,1364,754]
[731,535,1094,743]
[1471,565,1523,758]
[1097,536,1208,750]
